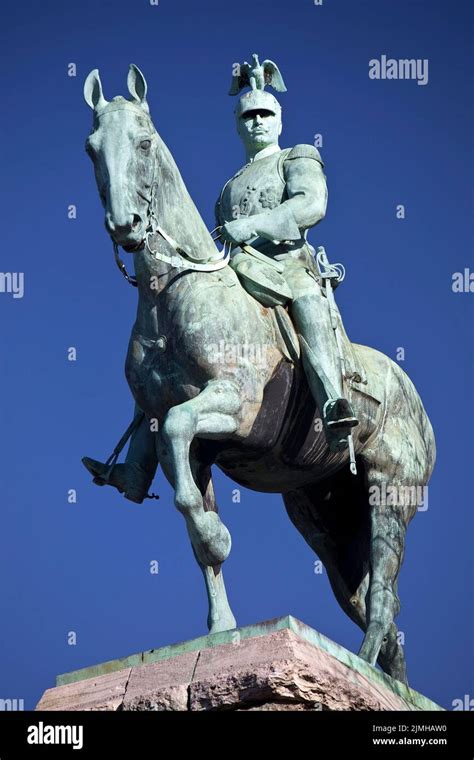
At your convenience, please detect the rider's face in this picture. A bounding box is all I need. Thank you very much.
[237,108,282,153]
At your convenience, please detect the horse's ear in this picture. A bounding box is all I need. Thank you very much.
[127,64,149,111]
[84,69,108,111]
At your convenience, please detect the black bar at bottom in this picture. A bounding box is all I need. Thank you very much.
[0,709,472,757]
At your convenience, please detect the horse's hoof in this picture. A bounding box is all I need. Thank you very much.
[191,512,232,565]
[208,614,237,635]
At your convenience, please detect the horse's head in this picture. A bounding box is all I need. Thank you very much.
[84,64,156,251]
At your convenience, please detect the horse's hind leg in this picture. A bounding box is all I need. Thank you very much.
[376,590,408,684]
[338,575,408,684]
[284,484,408,684]
[358,467,410,671]
[357,356,435,675]
[339,573,407,684]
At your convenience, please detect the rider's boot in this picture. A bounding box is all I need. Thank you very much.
[82,458,154,503]
[82,407,159,503]
[291,290,358,451]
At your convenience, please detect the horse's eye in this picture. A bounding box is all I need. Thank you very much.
[140,139,151,151]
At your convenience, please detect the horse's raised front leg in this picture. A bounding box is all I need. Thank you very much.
[160,379,242,567]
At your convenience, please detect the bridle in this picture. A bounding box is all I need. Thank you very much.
[111,148,230,287]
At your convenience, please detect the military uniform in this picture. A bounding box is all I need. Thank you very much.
[216,141,358,443]
[215,143,326,301]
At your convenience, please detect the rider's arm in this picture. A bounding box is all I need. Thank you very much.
[229,145,327,243]
[281,144,328,230]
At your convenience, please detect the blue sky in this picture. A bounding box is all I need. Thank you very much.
[0,0,472,710]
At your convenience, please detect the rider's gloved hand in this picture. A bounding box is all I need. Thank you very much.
[221,218,257,245]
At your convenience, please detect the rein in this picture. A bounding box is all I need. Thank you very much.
[112,152,229,286]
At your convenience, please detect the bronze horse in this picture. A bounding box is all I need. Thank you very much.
[82,65,435,686]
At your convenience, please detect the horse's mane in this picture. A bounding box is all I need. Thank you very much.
[151,118,219,263]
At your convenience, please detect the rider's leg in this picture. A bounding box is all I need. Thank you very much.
[82,404,159,503]
[287,264,358,444]
[125,406,158,474]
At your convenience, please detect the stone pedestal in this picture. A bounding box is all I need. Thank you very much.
[36,616,443,711]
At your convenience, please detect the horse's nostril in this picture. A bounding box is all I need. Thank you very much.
[131,214,142,230]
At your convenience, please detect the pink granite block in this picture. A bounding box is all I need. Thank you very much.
[35,668,132,711]
[122,651,200,711]
[189,629,410,711]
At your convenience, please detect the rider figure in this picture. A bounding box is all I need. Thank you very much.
[216,86,358,444]
[83,59,358,502]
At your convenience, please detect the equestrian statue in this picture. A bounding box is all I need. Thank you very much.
[81,59,435,686]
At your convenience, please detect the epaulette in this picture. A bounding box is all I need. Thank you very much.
[285,143,324,166]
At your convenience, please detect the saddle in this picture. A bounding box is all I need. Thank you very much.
[229,244,293,308]
[271,301,370,393]
[229,244,371,396]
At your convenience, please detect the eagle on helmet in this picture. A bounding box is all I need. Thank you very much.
[229,53,287,95]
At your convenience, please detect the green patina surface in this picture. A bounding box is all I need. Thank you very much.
[57,615,444,711]
[80,61,437,693]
